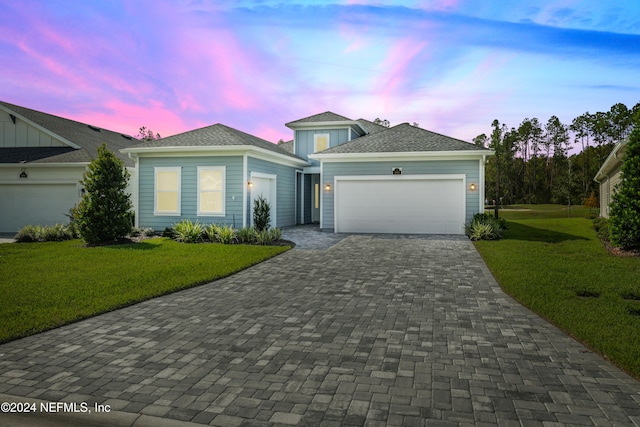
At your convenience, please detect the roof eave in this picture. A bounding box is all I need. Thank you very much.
[286,120,365,133]
[121,145,309,167]
[594,140,627,182]
[0,162,90,167]
[310,150,495,161]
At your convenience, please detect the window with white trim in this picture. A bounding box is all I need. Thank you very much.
[154,167,181,215]
[197,166,225,216]
[314,134,330,152]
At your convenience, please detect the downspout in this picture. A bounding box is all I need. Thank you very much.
[480,156,486,214]
[319,161,324,231]
[593,173,609,217]
[128,152,140,228]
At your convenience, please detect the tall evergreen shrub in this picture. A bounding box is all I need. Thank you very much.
[72,144,133,244]
[253,196,271,232]
[609,116,640,250]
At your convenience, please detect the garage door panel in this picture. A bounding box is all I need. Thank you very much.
[335,177,464,235]
[0,184,78,232]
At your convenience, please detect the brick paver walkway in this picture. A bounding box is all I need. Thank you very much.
[1,231,639,426]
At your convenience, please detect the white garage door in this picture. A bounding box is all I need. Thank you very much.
[334,175,465,234]
[0,184,78,233]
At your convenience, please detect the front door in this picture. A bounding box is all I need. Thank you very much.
[311,174,320,223]
[251,175,276,228]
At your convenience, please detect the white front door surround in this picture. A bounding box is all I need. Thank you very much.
[333,174,466,235]
[250,172,277,228]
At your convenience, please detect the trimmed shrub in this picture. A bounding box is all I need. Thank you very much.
[255,228,274,245]
[204,224,221,242]
[14,225,42,242]
[205,224,237,244]
[253,196,271,232]
[130,227,155,238]
[237,227,257,244]
[14,224,73,242]
[465,213,506,241]
[268,227,282,242]
[216,225,237,244]
[172,219,204,243]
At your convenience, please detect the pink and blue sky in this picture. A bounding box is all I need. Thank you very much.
[1,0,639,144]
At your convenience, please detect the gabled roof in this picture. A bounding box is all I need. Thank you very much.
[0,101,135,166]
[315,123,491,155]
[285,111,353,126]
[123,123,307,165]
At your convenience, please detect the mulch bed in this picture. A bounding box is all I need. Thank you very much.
[603,240,640,257]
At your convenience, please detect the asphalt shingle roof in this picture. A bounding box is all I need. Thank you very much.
[131,123,304,160]
[285,111,354,126]
[355,118,388,135]
[318,123,490,154]
[0,101,136,166]
[277,140,294,153]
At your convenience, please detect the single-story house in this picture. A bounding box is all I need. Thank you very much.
[122,111,494,234]
[594,139,628,218]
[0,101,137,233]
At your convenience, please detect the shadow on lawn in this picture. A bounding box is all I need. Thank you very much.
[98,241,159,251]
[504,222,589,243]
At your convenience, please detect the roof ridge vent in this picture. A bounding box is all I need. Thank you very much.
[121,134,132,140]
[88,124,101,132]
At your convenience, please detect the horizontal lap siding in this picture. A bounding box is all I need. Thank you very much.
[322,160,480,230]
[295,129,350,165]
[138,156,243,230]
[247,157,297,228]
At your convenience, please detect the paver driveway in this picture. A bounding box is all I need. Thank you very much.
[1,232,639,426]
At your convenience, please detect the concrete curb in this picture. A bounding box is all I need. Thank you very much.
[0,394,207,427]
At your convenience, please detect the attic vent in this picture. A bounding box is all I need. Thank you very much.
[88,125,101,132]
[121,134,132,140]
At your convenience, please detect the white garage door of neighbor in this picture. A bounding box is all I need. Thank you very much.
[0,184,78,233]
[334,176,465,234]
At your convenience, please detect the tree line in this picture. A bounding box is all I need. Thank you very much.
[474,101,640,207]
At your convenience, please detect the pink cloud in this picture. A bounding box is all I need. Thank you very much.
[66,99,191,138]
[373,37,430,109]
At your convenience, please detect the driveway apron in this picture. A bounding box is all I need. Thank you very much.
[1,233,639,426]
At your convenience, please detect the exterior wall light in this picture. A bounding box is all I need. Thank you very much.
[247,181,253,189]
[324,183,332,192]
[469,183,477,191]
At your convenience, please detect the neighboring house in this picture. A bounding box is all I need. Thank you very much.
[0,101,137,233]
[594,139,627,218]
[122,111,494,235]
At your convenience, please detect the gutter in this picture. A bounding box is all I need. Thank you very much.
[120,145,309,168]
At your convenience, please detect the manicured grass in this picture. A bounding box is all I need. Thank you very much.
[0,238,289,343]
[491,203,597,220]
[474,207,640,379]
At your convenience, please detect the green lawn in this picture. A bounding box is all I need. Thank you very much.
[0,238,289,343]
[488,203,597,220]
[474,205,640,379]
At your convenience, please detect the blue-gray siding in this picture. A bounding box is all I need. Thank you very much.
[321,160,481,230]
[138,156,244,230]
[247,157,298,228]
[294,128,351,165]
